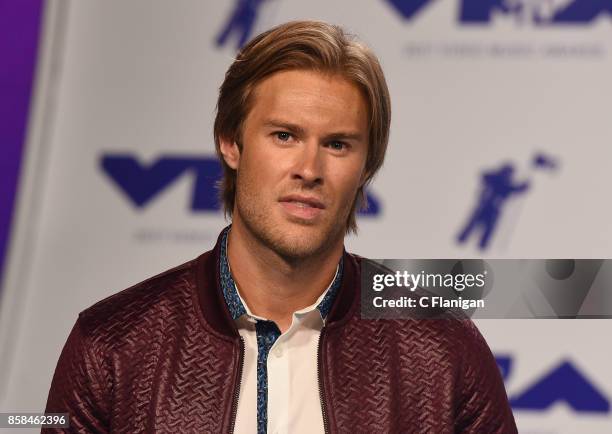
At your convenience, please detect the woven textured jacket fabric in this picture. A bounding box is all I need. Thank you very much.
[44,230,518,433]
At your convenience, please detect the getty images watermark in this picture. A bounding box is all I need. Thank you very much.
[361,259,612,319]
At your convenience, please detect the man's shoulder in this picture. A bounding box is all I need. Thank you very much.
[76,252,211,347]
[341,252,492,367]
[345,315,488,360]
[353,256,485,348]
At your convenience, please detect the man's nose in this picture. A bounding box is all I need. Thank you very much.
[291,140,324,186]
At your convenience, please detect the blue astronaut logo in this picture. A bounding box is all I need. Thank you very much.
[384,0,612,24]
[216,0,268,49]
[457,153,558,250]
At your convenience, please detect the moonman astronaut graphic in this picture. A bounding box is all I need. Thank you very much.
[216,0,267,49]
[457,163,530,249]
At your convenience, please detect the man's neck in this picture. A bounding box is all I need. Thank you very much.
[226,222,343,333]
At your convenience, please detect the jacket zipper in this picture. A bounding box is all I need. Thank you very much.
[229,336,245,434]
[317,329,330,434]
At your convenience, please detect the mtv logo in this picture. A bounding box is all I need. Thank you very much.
[384,0,612,24]
[100,154,381,215]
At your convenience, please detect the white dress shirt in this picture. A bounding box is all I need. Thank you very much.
[232,269,338,434]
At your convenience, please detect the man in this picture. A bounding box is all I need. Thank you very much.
[45,21,517,433]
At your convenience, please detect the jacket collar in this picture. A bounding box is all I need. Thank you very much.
[194,227,359,339]
[218,225,343,321]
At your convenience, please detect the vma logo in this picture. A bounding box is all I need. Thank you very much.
[497,355,610,413]
[385,0,612,24]
[100,154,381,215]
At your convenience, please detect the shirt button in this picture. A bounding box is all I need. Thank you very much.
[274,346,283,357]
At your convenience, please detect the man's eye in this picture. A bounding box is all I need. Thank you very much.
[275,132,292,142]
[328,141,346,151]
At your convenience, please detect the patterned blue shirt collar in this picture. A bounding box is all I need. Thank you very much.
[219,225,343,321]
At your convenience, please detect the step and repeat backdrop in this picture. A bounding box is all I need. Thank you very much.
[1,0,611,432]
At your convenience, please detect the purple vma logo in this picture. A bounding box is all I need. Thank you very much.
[385,0,612,24]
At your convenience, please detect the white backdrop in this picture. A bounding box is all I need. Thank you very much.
[1,0,611,432]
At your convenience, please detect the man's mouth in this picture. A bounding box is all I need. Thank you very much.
[279,195,325,209]
[278,195,326,220]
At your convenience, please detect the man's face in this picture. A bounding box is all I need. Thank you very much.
[220,69,369,260]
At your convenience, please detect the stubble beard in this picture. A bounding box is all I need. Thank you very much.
[233,178,348,263]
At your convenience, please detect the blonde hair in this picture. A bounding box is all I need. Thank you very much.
[214,20,391,233]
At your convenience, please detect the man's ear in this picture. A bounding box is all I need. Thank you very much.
[219,136,241,170]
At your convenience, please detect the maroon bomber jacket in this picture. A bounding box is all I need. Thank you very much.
[45,230,518,433]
